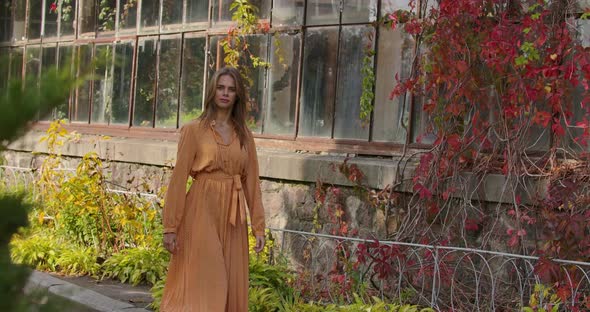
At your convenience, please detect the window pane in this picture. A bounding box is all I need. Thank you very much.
[272,0,304,27]
[0,49,8,89]
[162,0,182,27]
[42,45,57,71]
[44,0,58,37]
[10,48,24,81]
[40,44,58,120]
[25,46,41,79]
[373,27,413,143]
[208,36,226,76]
[156,37,181,128]
[79,0,96,34]
[59,0,77,36]
[380,0,410,17]
[242,35,268,133]
[13,0,26,41]
[92,44,114,124]
[342,0,377,24]
[0,1,12,42]
[57,44,73,120]
[264,33,300,136]
[140,0,159,30]
[98,0,116,32]
[250,0,270,19]
[580,18,590,48]
[299,27,338,137]
[74,44,92,122]
[180,36,206,125]
[133,38,157,127]
[187,0,208,23]
[111,41,133,125]
[306,0,339,26]
[119,0,137,31]
[212,0,232,24]
[28,0,42,39]
[334,26,373,140]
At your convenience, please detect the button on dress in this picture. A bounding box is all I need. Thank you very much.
[160,120,266,312]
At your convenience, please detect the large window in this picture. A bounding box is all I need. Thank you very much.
[5,0,586,154]
[156,35,182,128]
[180,35,206,125]
[133,37,157,127]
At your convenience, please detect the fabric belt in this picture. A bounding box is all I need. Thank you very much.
[193,171,248,226]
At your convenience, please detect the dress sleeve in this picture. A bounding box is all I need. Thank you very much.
[163,125,197,234]
[244,135,266,237]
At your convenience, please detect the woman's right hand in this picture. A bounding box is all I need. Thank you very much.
[163,233,178,254]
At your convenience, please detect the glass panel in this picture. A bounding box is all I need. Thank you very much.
[373,27,414,143]
[28,0,43,39]
[242,35,268,133]
[13,0,26,41]
[212,0,232,24]
[74,44,92,122]
[333,26,373,140]
[342,0,377,24]
[250,0,270,19]
[156,37,181,128]
[208,36,226,76]
[119,0,137,31]
[59,0,76,36]
[97,0,117,32]
[57,44,73,120]
[140,0,159,30]
[111,41,133,125]
[299,27,338,137]
[92,44,114,124]
[580,19,590,48]
[380,0,411,17]
[0,1,12,42]
[25,46,41,79]
[10,48,24,81]
[79,0,96,34]
[180,36,206,125]
[306,0,339,26]
[40,44,58,120]
[162,0,182,27]
[44,0,58,37]
[264,33,300,135]
[0,49,8,89]
[187,0,208,23]
[133,38,157,127]
[272,0,304,26]
[41,45,57,71]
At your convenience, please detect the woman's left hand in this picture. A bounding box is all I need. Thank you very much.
[254,234,265,253]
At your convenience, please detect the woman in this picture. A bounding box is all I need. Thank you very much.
[160,67,266,311]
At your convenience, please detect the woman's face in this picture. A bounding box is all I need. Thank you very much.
[214,74,238,111]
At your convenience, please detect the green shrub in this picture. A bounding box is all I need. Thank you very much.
[249,286,282,312]
[149,277,166,312]
[10,235,61,271]
[101,247,169,286]
[57,246,101,277]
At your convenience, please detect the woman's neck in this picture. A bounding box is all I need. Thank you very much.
[214,108,232,126]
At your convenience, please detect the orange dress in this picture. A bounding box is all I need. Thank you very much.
[160,120,266,312]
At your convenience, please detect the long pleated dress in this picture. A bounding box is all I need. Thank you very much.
[160,119,266,312]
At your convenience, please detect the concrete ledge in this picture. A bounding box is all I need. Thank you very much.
[25,271,150,312]
[6,130,542,205]
[8,130,413,190]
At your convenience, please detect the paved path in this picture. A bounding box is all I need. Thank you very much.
[26,271,152,312]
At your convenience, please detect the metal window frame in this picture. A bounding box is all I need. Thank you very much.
[12,0,470,156]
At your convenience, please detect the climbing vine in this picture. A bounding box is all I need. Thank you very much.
[355,0,590,308]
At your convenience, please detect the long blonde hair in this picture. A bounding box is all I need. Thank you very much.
[200,67,250,148]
